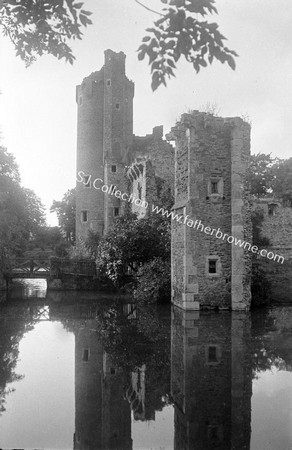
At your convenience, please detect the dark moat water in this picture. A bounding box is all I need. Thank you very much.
[0,280,292,449]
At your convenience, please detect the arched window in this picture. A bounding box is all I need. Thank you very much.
[137,182,142,200]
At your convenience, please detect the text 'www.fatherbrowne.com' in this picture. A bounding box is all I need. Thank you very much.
[151,204,284,264]
[76,171,285,264]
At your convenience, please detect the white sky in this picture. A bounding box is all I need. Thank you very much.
[0,0,292,225]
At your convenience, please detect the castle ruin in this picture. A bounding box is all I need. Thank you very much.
[75,50,252,311]
[168,112,252,310]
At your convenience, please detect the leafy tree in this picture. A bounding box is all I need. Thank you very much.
[96,212,170,286]
[249,153,276,198]
[23,188,46,233]
[0,0,92,66]
[251,209,270,248]
[0,145,46,275]
[251,260,271,307]
[155,177,174,210]
[138,0,237,90]
[26,225,67,258]
[270,157,292,206]
[50,188,76,243]
[0,145,20,182]
[250,209,271,307]
[1,0,237,90]
[134,257,171,304]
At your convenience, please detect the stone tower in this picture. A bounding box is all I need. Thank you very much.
[169,112,252,311]
[76,50,134,241]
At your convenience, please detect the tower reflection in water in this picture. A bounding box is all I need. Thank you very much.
[74,319,132,450]
[71,301,171,450]
[171,308,252,450]
[69,301,252,450]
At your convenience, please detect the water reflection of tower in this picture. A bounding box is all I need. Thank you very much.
[74,320,132,450]
[171,308,252,450]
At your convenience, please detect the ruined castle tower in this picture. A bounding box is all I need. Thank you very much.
[76,50,134,240]
[169,112,252,311]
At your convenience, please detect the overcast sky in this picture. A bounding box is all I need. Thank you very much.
[0,0,291,225]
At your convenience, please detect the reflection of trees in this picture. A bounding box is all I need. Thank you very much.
[251,308,292,376]
[96,301,171,414]
[0,313,34,415]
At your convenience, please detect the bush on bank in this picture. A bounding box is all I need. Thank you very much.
[134,257,171,304]
[95,212,171,295]
[250,209,272,307]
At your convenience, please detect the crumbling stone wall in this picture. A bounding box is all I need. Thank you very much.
[133,126,174,189]
[169,111,251,311]
[252,199,292,302]
[125,126,175,219]
[126,159,156,218]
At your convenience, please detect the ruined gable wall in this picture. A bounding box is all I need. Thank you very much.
[133,126,174,188]
[252,199,292,302]
[170,112,251,311]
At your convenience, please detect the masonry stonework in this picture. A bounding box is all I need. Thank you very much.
[169,112,251,311]
[76,51,174,240]
[252,199,292,302]
[126,159,156,218]
[76,50,134,240]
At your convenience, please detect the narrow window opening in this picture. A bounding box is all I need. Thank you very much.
[82,348,89,362]
[211,181,218,194]
[268,204,277,216]
[208,346,218,363]
[137,369,141,390]
[137,182,142,200]
[111,165,117,173]
[115,103,120,110]
[208,260,217,274]
[83,175,91,188]
[110,367,116,375]
[114,207,120,217]
[106,79,111,86]
[81,210,88,222]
